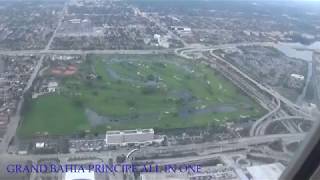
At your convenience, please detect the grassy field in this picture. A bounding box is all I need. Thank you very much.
[18,54,264,137]
[18,95,89,136]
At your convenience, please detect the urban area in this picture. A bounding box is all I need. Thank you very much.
[0,0,320,180]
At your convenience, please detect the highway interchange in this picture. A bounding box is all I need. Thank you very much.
[0,3,318,176]
[0,41,316,168]
[175,43,315,137]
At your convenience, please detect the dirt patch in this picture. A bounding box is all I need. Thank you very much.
[51,65,78,76]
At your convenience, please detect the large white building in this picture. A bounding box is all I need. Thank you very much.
[64,170,95,180]
[105,129,155,146]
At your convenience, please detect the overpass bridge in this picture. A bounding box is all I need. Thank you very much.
[175,45,313,138]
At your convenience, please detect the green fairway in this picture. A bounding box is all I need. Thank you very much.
[18,54,264,137]
[18,95,89,136]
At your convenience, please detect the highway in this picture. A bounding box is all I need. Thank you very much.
[0,42,276,57]
[0,49,174,56]
[44,1,68,50]
[175,44,313,138]
[0,133,305,162]
[0,40,314,167]
[313,53,320,109]
[257,116,314,136]
[0,2,317,177]
[207,51,283,136]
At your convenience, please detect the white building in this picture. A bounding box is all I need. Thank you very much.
[171,26,192,33]
[153,34,170,48]
[154,34,161,41]
[246,163,285,180]
[35,142,45,149]
[288,73,305,89]
[64,170,95,180]
[105,129,156,146]
[47,81,58,93]
[69,19,81,24]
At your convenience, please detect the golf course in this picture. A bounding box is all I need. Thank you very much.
[18,54,264,137]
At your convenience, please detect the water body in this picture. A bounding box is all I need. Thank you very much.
[178,104,237,119]
[85,108,158,127]
[85,108,113,127]
[272,41,320,62]
[272,41,320,105]
[279,41,320,50]
[273,43,312,62]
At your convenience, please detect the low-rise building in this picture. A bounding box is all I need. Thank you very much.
[170,26,192,33]
[288,73,305,89]
[47,81,58,93]
[64,169,95,180]
[35,142,45,149]
[105,128,158,146]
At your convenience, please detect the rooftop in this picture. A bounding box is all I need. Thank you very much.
[65,170,95,180]
[246,163,285,180]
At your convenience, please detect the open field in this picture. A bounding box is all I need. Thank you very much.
[18,55,264,137]
[18,96,89,136]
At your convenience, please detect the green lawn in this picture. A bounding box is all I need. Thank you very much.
[18,54,264,137]
[18,95,89,136]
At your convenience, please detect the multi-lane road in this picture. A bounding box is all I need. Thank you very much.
[0,49,174,56]
[175,44,314,138]
[0,132,305,162]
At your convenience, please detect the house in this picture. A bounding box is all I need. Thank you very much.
[47,81,58,93]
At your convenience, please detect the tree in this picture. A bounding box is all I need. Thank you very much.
[72,98,84,108]
[116,154,126,163]
[141,85,156,95]
[92,91,99,96]
[146,74,156,81]
[126,100,136,107]
[97,75,102,80]
[108,158,113,166]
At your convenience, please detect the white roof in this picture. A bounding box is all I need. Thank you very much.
[141,173,188,180]
[48,81,58,87]
[65,170,95,180]
[290,74,304,80]
[35,142,45,148]
[247,163,285,180]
